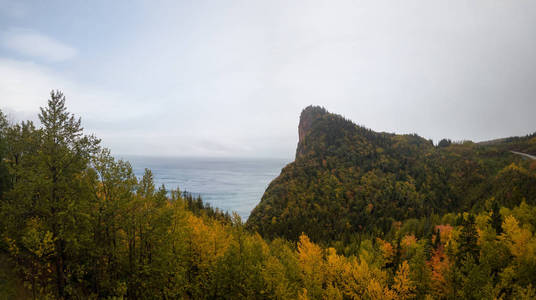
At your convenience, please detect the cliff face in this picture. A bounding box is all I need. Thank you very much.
[296,106,328,158]
[246,106,536,243]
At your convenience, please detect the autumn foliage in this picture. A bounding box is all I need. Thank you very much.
[1,95,536,299]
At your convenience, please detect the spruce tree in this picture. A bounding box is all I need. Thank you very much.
[433,228,441,249]
[5,91,100,298]
[490,200,503,235]
[457,214,480,266]
[39,90,100,297]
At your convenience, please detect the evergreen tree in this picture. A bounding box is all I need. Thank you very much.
[433,228,441,249]
[3,91,100,298]
[438,138,452,147]
[424,230,434,259]
[490,200,503,235]
[457,214,480,266]
[38,90,100,297]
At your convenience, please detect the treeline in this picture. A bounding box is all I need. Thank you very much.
[1,93,536,299]
[181,191,232,223]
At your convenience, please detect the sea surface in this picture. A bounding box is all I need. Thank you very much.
[119,155,289,220]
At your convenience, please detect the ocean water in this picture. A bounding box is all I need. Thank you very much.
[120,155,289,220]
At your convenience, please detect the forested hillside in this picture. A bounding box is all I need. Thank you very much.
[1,95,536,299]
[247,106,536,242]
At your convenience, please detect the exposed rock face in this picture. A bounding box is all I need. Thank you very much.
[296,106,328,158]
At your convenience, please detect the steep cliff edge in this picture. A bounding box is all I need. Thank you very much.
[296,106,328,158]
[246,106,536,242]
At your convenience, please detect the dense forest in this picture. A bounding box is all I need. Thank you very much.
[1,94,536,299]
[247,106,536,242]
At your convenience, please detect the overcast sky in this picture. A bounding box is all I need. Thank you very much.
[1,1,535,159]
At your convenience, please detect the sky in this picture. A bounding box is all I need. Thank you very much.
[1,0,536,159]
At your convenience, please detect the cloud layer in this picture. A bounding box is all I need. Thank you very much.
[1,28,77,62]
[0,1,535,158]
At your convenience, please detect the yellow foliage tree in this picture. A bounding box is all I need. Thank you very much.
[501,215,534,260]
[377,238,395,266]
[297,234,325,299]
[392,261,416,300]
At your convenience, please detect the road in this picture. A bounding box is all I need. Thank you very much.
[510,151,536,160]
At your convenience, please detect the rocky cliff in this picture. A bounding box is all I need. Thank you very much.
[246,106,536,242]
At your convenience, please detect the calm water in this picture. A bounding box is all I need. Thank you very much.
[119,155,289,220]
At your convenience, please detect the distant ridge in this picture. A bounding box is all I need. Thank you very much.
[477,137,510,146]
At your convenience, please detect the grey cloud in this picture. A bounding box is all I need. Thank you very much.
[0,0,535,157]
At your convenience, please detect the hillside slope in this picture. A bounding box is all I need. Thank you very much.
[247,106,536,242]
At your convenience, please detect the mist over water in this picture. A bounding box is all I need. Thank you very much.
[121,155,289,220]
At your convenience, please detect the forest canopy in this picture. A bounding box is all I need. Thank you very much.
[0,95,535,299]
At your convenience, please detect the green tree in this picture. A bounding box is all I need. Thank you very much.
[438,139,452,148]
[490,200,503,235]
[88,148,137,297]
[38,90,100,297]
[0,109,10,197]
[3,91,100,298]
[457,214,480,266]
